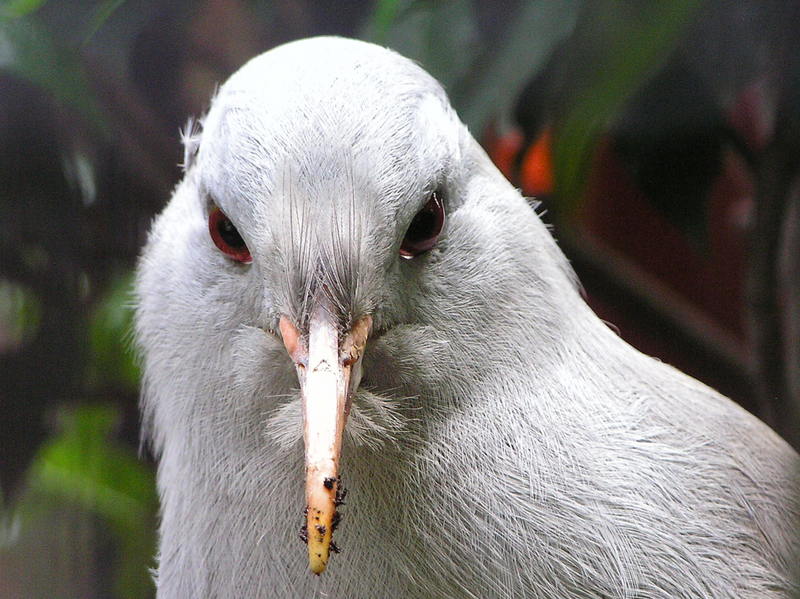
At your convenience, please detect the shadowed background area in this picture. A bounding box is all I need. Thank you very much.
[1,1,798,597]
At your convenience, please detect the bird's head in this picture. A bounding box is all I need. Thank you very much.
[136,37,580,576]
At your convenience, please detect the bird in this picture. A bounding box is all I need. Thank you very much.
[134,36,800,598]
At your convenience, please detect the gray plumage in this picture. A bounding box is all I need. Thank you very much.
[135,37,800,598]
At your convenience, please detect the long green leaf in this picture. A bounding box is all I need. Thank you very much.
[82,0,127,45]
[1,0,47,18]
[553,0,703,218]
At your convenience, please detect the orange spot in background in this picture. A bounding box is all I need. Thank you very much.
[484,125,523,181]
[520,127,554,196]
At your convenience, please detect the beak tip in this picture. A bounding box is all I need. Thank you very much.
[309,551,328,575]
[306,496,334,575]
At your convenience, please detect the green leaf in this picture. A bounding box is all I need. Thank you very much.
[0,279,41,349]
[89,271,140,390]
[16,404,156,598]
[30,406,154,524]
[0,0,46,18]
[363,0,406,45]
[0,16,109,134]
[552,0,703,218]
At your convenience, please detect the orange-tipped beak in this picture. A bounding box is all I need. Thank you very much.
[279,304,371,575]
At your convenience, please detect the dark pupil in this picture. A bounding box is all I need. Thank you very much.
[406,205,437,242]
[218,217,245,248]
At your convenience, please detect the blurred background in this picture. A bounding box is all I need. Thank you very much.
[1,0,798,596]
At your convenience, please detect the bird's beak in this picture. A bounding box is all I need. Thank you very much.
[279,304,371,575]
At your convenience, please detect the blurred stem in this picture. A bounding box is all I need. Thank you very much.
[82,53,176,200]
[82,0,127,45]
[747,18,800,447]
[748,114,800,447]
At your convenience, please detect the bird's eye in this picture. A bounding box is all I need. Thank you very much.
[400,192,445,259]
[209,206,252,263]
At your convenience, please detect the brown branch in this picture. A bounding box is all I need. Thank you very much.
[560,232,753,404]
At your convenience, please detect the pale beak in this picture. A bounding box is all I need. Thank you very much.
[279,303,371,575]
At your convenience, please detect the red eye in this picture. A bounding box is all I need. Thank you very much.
[400,192,445,259]
[209,206,252,263]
